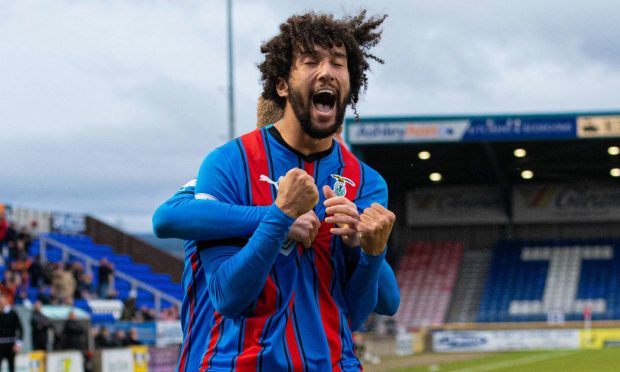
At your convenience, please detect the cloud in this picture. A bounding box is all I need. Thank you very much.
[1,0,619,232]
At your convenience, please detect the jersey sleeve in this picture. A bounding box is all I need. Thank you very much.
[345,162,397,330]
[199,204,294,318]
[374,262,400,316]
[344,249,385,331]
[355,163,388,210]
[152,182,269,240]
[195,144,245,205]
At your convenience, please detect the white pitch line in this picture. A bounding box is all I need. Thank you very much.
[450,350,579,372]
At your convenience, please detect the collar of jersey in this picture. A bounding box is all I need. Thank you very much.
[267,125,336,163]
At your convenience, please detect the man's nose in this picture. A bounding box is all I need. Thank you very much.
[317,61,335,82]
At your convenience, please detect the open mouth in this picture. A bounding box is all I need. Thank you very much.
[312,89,336,113]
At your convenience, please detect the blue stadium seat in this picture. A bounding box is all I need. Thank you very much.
[478,239,620,322]
[31,235,181,315]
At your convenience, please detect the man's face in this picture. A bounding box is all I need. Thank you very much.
[286,44,350,139]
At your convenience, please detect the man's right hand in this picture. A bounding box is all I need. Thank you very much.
[275,168,319,218]
[288,210,320,248]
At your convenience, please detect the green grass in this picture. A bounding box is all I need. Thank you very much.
[390,349,620,372]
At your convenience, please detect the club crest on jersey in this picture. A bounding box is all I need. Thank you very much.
[260,174,282,191]
[331,174,355,197]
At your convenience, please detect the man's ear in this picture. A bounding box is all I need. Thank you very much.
[276,78,288,98]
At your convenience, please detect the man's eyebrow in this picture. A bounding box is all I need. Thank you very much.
[333,51,347,58]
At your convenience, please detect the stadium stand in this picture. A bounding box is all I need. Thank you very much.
[395,241,463,329]
[28,233,182,323]
[478,239,620,322]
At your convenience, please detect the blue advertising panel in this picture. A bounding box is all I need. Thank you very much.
[346,112,620,144]
[462,116,576,141]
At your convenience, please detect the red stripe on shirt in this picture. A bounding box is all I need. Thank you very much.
[305,158,343,369]
[313,223,342,370]
[235,128,279,371]
[236,276,278,370]
[200,311,223,371]
[178,251,199,371]
[285,294,303,372]
[316,144,362,369]
[241,128,273,207]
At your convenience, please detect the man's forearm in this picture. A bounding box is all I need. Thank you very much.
[345,248,386,331]
[203,204,293,318]
[375,261,400,316]
[153,195,269,240]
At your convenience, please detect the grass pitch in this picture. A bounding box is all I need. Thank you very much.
[366,349,620,372]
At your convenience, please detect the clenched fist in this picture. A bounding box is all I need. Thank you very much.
[358,203,396,256]
[288,210,321,248]
[275,168,319,218]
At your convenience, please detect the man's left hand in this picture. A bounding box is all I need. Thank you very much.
[357,203,396,256]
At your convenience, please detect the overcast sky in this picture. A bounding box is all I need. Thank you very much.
[1,0,619,233]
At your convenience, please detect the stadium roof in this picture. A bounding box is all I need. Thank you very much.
[345,111,620,192]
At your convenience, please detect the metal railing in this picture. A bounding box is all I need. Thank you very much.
[39,237,181,315]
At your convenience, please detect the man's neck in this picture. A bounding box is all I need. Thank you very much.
[274,106,333,156]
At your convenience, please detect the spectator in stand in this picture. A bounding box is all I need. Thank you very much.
[28,220,39,237]
[36,286,52,305]
[169,305,180,320]
[0,293,22,372]
[159,306,180,321]
[6,229,28,263]
[7,241,18,263]
[42,262,55,286]
[51,265,76,305]
[110,329,126,347]
[75,273,95,300]
[158,307,170,320]
[69,262,86,299]
[124,328,141,346]
[94,327,112,349]
[0,213,8,248]
[97,258,114,298]
[0,271,16,305]
[14,239,28,262]
[121,290,137,321]
[9,260,30,304]
[3,223,17,262]
[60,311,85,351]
[69,262,83,289]
[30,300,52,351]
[9,258,29,281]
[11,275,29,306]
[16,227,32,255]
[28,256,46,288]
[136,305,154,322]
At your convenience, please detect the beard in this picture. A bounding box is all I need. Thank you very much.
[288,84,347,139]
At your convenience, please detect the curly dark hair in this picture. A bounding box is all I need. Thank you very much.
[258,10,386,117]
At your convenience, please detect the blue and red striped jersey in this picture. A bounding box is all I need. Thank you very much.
[177,125,389,371]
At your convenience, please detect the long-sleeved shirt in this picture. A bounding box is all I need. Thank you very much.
[152,182,400,318]
[155,125,399,371]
